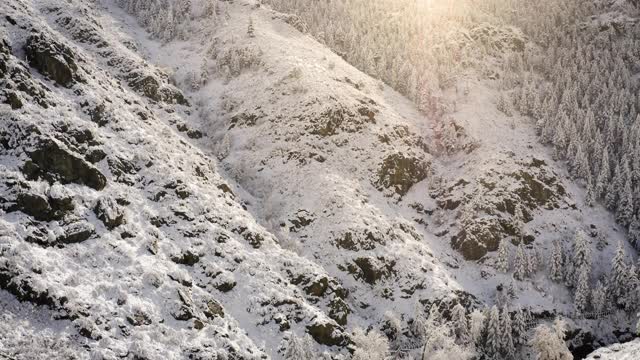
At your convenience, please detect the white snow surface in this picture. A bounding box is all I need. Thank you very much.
[0,0,638,359]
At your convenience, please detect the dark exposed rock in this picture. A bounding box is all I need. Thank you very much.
[213,278,236,293]
[85,148,107,163]
[94,197,125,229]
[328,298,350,326]
[107,156,139,185]
[126,310,152,326]
[0,266,63,309]
[333,230,384,251]
[58,221,95,244]
[126,70,188,105]
[24,32,79,87]
[303,277,329,297]
[171,250,200,266]
[306,321,348,347]
[15,192,50,220]
[24,139,107,190]
[203,299,225,319]
[375,153,430,196]
[12,186,74,222]
[307,105,375,136]
[350,257,396,285]
[172,289,195,321]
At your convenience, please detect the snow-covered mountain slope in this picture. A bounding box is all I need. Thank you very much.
[1,0,638,359]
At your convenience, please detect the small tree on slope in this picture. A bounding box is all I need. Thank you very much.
[550,240,564,283]
[485,306,501,358]
[611,241,629,308]
[514,244,527,281]
[452,303,470,344]
[574,266,590,314]
[512,307,527,347]
[496,240,510,273]
[500,308,515,359]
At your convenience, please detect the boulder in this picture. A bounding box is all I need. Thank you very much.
[94,197,125,229]
[375,153,430,196]
[58,221,95,244]
[24,32,79,87]
[306,320,348,347]
[24,139,107,190]
[13,185,74,222]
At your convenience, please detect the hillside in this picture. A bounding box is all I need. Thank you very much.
[0,0,639,359]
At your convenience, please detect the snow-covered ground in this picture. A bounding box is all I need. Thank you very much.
[0,0,638,359]
[585,339,640,359]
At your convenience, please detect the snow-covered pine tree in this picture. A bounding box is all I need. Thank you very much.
[585,176,595,207]
[526,248,538,277]
[514,243,526,281]
[591,281,607,315]
[611,241,629,309]
[616,178,634,226]
[496,240,509,273]
[484,306,501,358]
[512,307,527,347]
[629,215,640,250]
[574,266,590,314]
[626,265,640,313]
[500,308,515,359]
[570,230,591,286]
[452,303,470,345]
[514,204,525,241]
[469,309,486,348]
[550,240,564,283]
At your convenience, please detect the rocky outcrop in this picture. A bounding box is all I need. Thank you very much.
[306,320,349,347]
[375,153,430,196]
[13,186,74,222]
[126,70,188,106]
[93,197,125,229]
[25,32,80,87]
[23,138,107,190]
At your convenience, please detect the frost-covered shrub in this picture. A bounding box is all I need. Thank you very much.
[116,0,222,41]
[215,45,264,80]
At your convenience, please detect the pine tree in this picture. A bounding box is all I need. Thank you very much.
[629,215,640,250]
[512,307,527,347]
[611,241,629,309]
[550,240,564,283]
[585,176,595,207]
[570,230,591,286]
[616,178,634,226]
[496,240,509,273]
[469,309,486,348]
[485,306,501,358]
[626,265,640,312]
[451,303,470,344]
[500,308,515,358]
[514,243,527,281]
[591,281,607,314]
[574,266,590,314]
